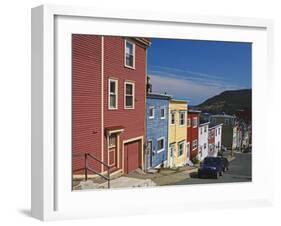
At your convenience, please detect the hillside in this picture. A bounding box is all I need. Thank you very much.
[193,89,252,115]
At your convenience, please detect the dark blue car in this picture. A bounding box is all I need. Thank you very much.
[198,157,224,179]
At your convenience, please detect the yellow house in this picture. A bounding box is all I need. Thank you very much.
[168,100,188,168]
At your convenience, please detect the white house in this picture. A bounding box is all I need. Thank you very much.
[214,124,223,155]
[198,122,209,161]
[208,123,223,157]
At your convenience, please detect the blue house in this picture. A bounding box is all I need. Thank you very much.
[146,93,171,170]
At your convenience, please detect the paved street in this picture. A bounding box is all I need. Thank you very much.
[174,151,252,185]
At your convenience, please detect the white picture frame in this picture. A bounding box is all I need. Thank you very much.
[31,4,274,221]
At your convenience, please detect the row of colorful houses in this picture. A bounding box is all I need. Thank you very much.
[145,95,223,170]
[72,35,223,179]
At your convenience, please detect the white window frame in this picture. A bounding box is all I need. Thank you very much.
[160,107,166,119]
[192,139,198,150]
[171,111,175,125]
[225,118,229,125]
[108,78,118,110]
[178,141,185,156]
[149,106,154,119]
[124,39,135,69]
[157,137,165,153]
[108,133,117,149]
[179,111,186,127]
[124,81,135,109]
[192,117,198,128]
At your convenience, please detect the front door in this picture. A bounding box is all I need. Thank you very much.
[169,144,175,168]
[146,141,152,169]
[108,134,118,168]
[186,142,190,162]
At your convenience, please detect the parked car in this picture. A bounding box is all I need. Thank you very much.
[198,157,224,179]
[220,156,229,172]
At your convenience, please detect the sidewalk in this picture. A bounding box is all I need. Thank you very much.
[74,153,236,190]
[127,166,198,186]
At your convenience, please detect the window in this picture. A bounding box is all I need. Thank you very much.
[192,139,198,150]
[160,107,165,119]
[124,82,134,109]
[204,143,207,149]
[149,106,154,119]
[204,126,207,133]
[216,129,217,136]
[125,40,135,68]
[108,134,116,148]
[171,112,175,125]
[178,141,184,156]
[187,118,191,127]
[200,127,203,135]
[192,117,198,128]
[179,112,185,126]
[225,118,229,125]
[108,79,118,109]
[218,127,221,135]
[157,138,165,153]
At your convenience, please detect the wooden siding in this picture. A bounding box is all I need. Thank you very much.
[168,101,188,167]
[72,35,147,175]
[72,35,102,174]
[187,112,200,160]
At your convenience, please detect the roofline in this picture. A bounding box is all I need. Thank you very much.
[170,99,188,104]
[188,109,201,113]
[209,123,223,129]
[147,92,172,98]
[132,37,151,47]
[210,114,236,118]
[199,122,210,126]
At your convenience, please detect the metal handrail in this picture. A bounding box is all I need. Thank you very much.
[73,152,111,188]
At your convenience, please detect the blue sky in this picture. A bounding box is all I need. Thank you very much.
[147,38,252,105]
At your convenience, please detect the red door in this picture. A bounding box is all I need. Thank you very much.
[124,140,140,174]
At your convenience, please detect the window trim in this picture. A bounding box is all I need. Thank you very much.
[149,106,154,119]
[178,141,185,157]
[124,39,135,69]
[108,133,117,149]
[124,81,135,109]
[179,111,186,127]
[160,107,166,120]
[170,111,175,125]
[108,78,118,110]
[192,117,198,128]
[156,137,165,153]
[192,139,198,150]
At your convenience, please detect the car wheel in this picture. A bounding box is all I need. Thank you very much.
[220,171,223,176]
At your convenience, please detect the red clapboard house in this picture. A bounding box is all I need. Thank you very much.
[72,35,151,178]
[187,110,201,161]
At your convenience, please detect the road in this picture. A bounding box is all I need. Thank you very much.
[174,151,252,185]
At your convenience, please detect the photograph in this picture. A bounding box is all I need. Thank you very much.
[71,35,252,190]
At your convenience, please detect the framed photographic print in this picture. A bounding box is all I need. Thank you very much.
[31,4,274,221]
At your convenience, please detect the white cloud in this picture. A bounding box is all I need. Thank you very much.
[149,73,243,105]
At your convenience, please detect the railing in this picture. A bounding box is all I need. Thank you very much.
[73,153,111,189]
